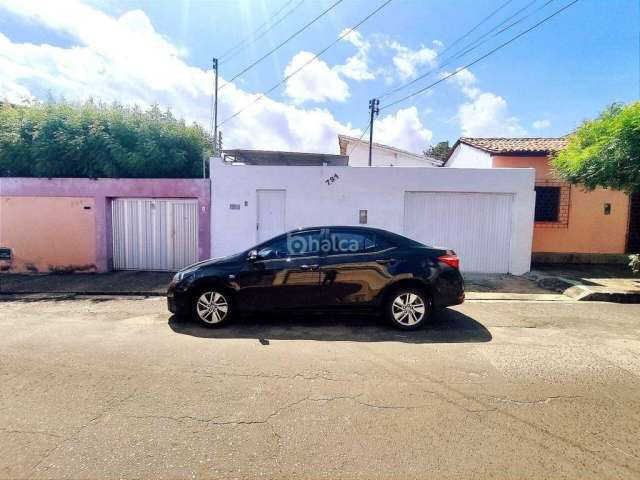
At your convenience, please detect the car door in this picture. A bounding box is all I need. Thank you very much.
[319,228,396,307]
[235,229,325,311]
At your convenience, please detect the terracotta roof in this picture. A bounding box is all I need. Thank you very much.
[458,137,569,155]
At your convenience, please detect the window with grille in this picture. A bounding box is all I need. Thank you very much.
[534,186,561,222]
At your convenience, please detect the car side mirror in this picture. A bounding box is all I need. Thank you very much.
[248,249,258,261]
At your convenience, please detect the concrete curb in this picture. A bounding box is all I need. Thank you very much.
[0,291,165,300]
[562,285,640,303]
[526,270,640,304]
[1,290,571,303]
[465,292,570,302]
[3,285,638,304]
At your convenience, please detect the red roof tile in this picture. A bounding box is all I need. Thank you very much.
[459,137,569,154]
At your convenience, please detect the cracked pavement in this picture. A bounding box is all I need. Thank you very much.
[1,297,640,479]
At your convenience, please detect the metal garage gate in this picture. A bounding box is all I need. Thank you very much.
[112,198,198,271]
[404,192,513,273]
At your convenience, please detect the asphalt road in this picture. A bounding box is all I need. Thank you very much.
[1,297,639,479]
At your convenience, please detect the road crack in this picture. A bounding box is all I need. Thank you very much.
[193,370,342,382]
[0,428,61,439]
[29,389,138,475]
[121,394,434,429]
[484,395,583,405]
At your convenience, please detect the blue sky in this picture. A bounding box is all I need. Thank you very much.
[0,0,637,154]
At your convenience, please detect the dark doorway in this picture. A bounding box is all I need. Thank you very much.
[627,192,640,253]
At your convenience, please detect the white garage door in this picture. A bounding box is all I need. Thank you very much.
[404,192,513,273]
[112,198,198,271]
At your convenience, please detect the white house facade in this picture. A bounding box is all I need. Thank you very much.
[210,156,536,274]
[338,135,441,167]
[446,142,493,168]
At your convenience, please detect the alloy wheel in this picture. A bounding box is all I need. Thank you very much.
[196,291,229,324]
[391,292,426,326]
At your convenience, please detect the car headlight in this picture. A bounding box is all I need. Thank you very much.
[173,269,195,282]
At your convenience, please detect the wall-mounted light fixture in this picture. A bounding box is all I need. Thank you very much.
[359,210,368,224]
[604,203,611,215]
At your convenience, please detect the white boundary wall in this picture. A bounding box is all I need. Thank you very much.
[210,157,535,274]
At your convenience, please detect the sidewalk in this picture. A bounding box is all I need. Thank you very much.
[0,271,172,296]
[1,267,639,303]
[1,271,550,296]
[526,264,640,303]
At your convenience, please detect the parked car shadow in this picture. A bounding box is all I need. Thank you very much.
[168,308,492,344]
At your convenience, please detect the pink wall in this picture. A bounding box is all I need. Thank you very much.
[0,196,97,272]
[0,178,210,272]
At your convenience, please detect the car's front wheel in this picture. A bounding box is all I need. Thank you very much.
[192,288,234,327]
[385,288,430,330]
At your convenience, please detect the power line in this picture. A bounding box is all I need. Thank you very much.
[220,0,343,91]
[452,0,554,61]
[379,0,552,101]
[449,0,540,59]
[220,0,305,63]
[438,0,515,57]
[380,0,580,111]
[219,0,394,127]
[343,122,371,157]
[219,0,295,60]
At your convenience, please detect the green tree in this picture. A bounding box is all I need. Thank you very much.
[0,100,213,178]
[424,141,451,162]
[552,102,640,192]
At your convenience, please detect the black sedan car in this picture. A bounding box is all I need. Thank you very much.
[167,226,464,330]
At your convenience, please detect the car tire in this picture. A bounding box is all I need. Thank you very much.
[192,287,234,328]
[385,287,431,330]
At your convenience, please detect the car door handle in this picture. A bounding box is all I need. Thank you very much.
[376,259,396,265]
[300,264,319,271]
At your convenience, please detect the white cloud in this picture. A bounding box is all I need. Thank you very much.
[0,0,364,152]
[532,119,551,130]
[444,68,526,137]
[445,68,481,99]
[284,51,349,104]
[0,74,34,103]
[387,41,437,80]
[458,93,526,137]
[334,29,375,81]
[374,106,433,153]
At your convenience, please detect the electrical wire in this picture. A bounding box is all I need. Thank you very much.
[438,0,515,57]
[219,0,343,91]
[219,0,394,127]
[380,0,580,111]
[220,0,306,63]
[379,0,553,100]
[449,0,540,59]
[452,0,554,60]
[345,123,371,157]
[219,0,295,59]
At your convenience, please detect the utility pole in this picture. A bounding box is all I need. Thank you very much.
[368,98,379,166]
[212,57,219,155]
[206,57,219,178]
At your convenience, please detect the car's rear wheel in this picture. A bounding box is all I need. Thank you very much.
[385,288,430,330]
[192,288,234,327]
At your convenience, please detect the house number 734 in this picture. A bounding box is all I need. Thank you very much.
[325,173,340,186]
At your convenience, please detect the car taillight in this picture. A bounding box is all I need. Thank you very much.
[438,252,459,269]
